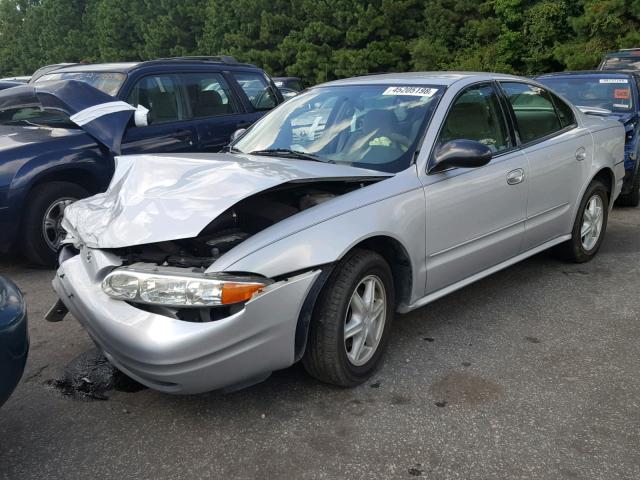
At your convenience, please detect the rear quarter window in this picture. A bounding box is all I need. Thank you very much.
[549,93,576,128]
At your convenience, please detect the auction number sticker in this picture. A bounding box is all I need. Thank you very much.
[383,86,439,97]
[599,78,628,83]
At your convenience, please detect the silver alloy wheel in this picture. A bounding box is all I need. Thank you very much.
[581,194,604,251]
[343,274,387,366]
[43,198,75,251]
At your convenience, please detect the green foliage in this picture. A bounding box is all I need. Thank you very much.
[1,0,640,82]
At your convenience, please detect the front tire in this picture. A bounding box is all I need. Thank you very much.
[302,249,395,387]
[554,180,609,263]
[21,182,89,267]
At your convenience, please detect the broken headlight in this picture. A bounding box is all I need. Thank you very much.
[102,266,270,307]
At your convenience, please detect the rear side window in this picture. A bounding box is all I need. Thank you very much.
[501,82,563,143]
[549,92,576,128]
[180,73,239,119]
[126,75,183,125]
[232,72,278,111]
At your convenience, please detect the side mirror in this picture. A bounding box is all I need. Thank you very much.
[429,139,493,174]
[231,128,246,142]
[134,105,149,127]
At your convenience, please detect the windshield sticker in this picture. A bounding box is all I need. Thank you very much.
[599,78,628,84]
[613,103,631,109]
[382,86,438,97]
[614,88,631,99]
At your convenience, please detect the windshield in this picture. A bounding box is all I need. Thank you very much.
[538,76,634,113]
[0,107,77,128]
[36,71,126,96]
[233,84,444,173]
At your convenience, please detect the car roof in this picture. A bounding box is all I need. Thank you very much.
[49,56,260,75]
[52,62,139,74]
[318,71,525,87]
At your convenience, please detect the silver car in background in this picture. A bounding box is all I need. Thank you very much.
[49,72,625,394]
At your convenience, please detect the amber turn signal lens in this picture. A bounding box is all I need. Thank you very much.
[220,282,265,305]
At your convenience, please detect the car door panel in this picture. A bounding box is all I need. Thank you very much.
[424,151,528,293]
[121,122,197,154]
[423,82,528,295]
[521,129,591,249]
[195,115,245,151]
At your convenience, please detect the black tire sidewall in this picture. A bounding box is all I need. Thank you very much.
[21,182,89,266]
[323,251,395,383]
[570,181,609,262]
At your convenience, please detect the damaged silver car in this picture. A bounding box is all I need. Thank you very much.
[49,73,625,393]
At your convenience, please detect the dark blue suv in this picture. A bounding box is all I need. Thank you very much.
[0,56,283,265]
[537,71,640,207]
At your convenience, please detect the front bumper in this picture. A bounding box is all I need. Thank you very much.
[52,248,320,394]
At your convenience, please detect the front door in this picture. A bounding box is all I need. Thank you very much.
[424,82,529,294]
[121,74,198,154]
[179,72,256,152]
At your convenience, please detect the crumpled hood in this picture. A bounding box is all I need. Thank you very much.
[62,153,391,248]
[0,80,134,153]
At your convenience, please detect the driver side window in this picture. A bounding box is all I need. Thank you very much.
[126,75,183,125]
[438,84,511,154]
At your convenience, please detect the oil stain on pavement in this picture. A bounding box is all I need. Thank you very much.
[431,372,504,407]
[45,348,146,401]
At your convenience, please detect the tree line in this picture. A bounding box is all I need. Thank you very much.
[1,0,638,83]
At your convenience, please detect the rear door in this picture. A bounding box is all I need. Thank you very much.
[121,74,198,154]
[179,71,251,151]
[499,82,588,249]
[424,82,529,294]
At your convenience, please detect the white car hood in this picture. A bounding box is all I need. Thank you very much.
[62,152,390,249]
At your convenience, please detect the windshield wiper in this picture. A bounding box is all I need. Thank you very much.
[249,148,326,162]
[225,145,243,153]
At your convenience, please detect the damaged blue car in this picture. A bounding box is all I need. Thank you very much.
[537,71,640,206]
[0,57,282,265]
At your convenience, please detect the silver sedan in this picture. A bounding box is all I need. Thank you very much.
[49,72,625,393]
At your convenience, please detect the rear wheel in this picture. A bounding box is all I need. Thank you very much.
[554,180,609,263]
[616,168,640,207]
[21,182,89,267]
[302,249,395,387]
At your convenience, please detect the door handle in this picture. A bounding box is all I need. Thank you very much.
[506,168,525,185]
[575,147,586,161]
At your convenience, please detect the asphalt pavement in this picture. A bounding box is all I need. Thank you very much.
[1,207,639,479]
